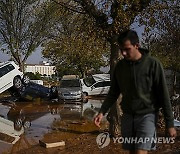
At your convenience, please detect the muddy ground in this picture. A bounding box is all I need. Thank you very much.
[0,95,180,154]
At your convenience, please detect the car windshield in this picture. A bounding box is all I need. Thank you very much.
[60,79,80,88]
[83,76,96,87]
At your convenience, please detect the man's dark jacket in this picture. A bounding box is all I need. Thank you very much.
[99,49,174,128]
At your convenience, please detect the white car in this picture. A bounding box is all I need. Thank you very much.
[0,61,30,94]
[81,74,111,96]
[0,116,24,144]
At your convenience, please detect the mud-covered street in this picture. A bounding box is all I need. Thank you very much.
[0,96,180,154]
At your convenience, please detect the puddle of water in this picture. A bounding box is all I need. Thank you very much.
[0,97,106,153]
[0,104,11,119]
[1,96,180,153]
[26,113,61,140]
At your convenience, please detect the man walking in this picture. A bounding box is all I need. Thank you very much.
[94,30,177,154]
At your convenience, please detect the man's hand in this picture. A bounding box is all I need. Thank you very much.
[94,113,103,127]
[166,127,177,137]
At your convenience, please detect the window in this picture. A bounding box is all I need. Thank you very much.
[102,81,111,87]
[0,66,9,77]
[94,82,104,88]
[0,69,2,77]
[83,76,96,87]
[94,81,111,88]
[0,64,15,77]
[7,64,15,71]
[60,79,81,88]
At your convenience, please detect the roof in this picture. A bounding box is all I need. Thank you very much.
[25,64,55,67]
[0,61,16,68]
[0,61,10,66]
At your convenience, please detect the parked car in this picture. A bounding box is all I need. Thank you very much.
[0,61,30,95]
[81,74,111,96]
[57,75,84,102]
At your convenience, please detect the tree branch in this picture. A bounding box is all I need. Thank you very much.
[76,0,109,29]
[51,0,86,14]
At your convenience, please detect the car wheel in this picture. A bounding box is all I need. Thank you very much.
[13,76,22,89]
[51,108,59,114]
[50,86,58,99]
[23,119,31,129]
[82,97,88,103]
[83,92,88,97]
[51,86,57,93]
[22,75,30,85]
[14,118,23,131]
[82,92,88,103]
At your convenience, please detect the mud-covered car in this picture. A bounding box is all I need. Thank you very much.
[10,82,58,101]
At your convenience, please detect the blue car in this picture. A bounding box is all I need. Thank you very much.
[9,82,58,101]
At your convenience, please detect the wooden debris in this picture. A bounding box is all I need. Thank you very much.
[39,140,65,148]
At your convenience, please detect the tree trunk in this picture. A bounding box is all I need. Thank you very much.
[107,36,123,137]
[107,95,122,137]
[109,35,122,79]
[19,60,25,73]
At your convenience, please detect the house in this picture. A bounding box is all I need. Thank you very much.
[25,61,56,77]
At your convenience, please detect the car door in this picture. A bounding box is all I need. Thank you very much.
[102,81,111,94]
[90,81,111,95]
[90,82,105,95]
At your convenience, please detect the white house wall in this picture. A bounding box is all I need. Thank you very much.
[25,65,56,76]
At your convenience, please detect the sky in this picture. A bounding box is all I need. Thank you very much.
[0,47,47,64]
[0,25,145,64]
